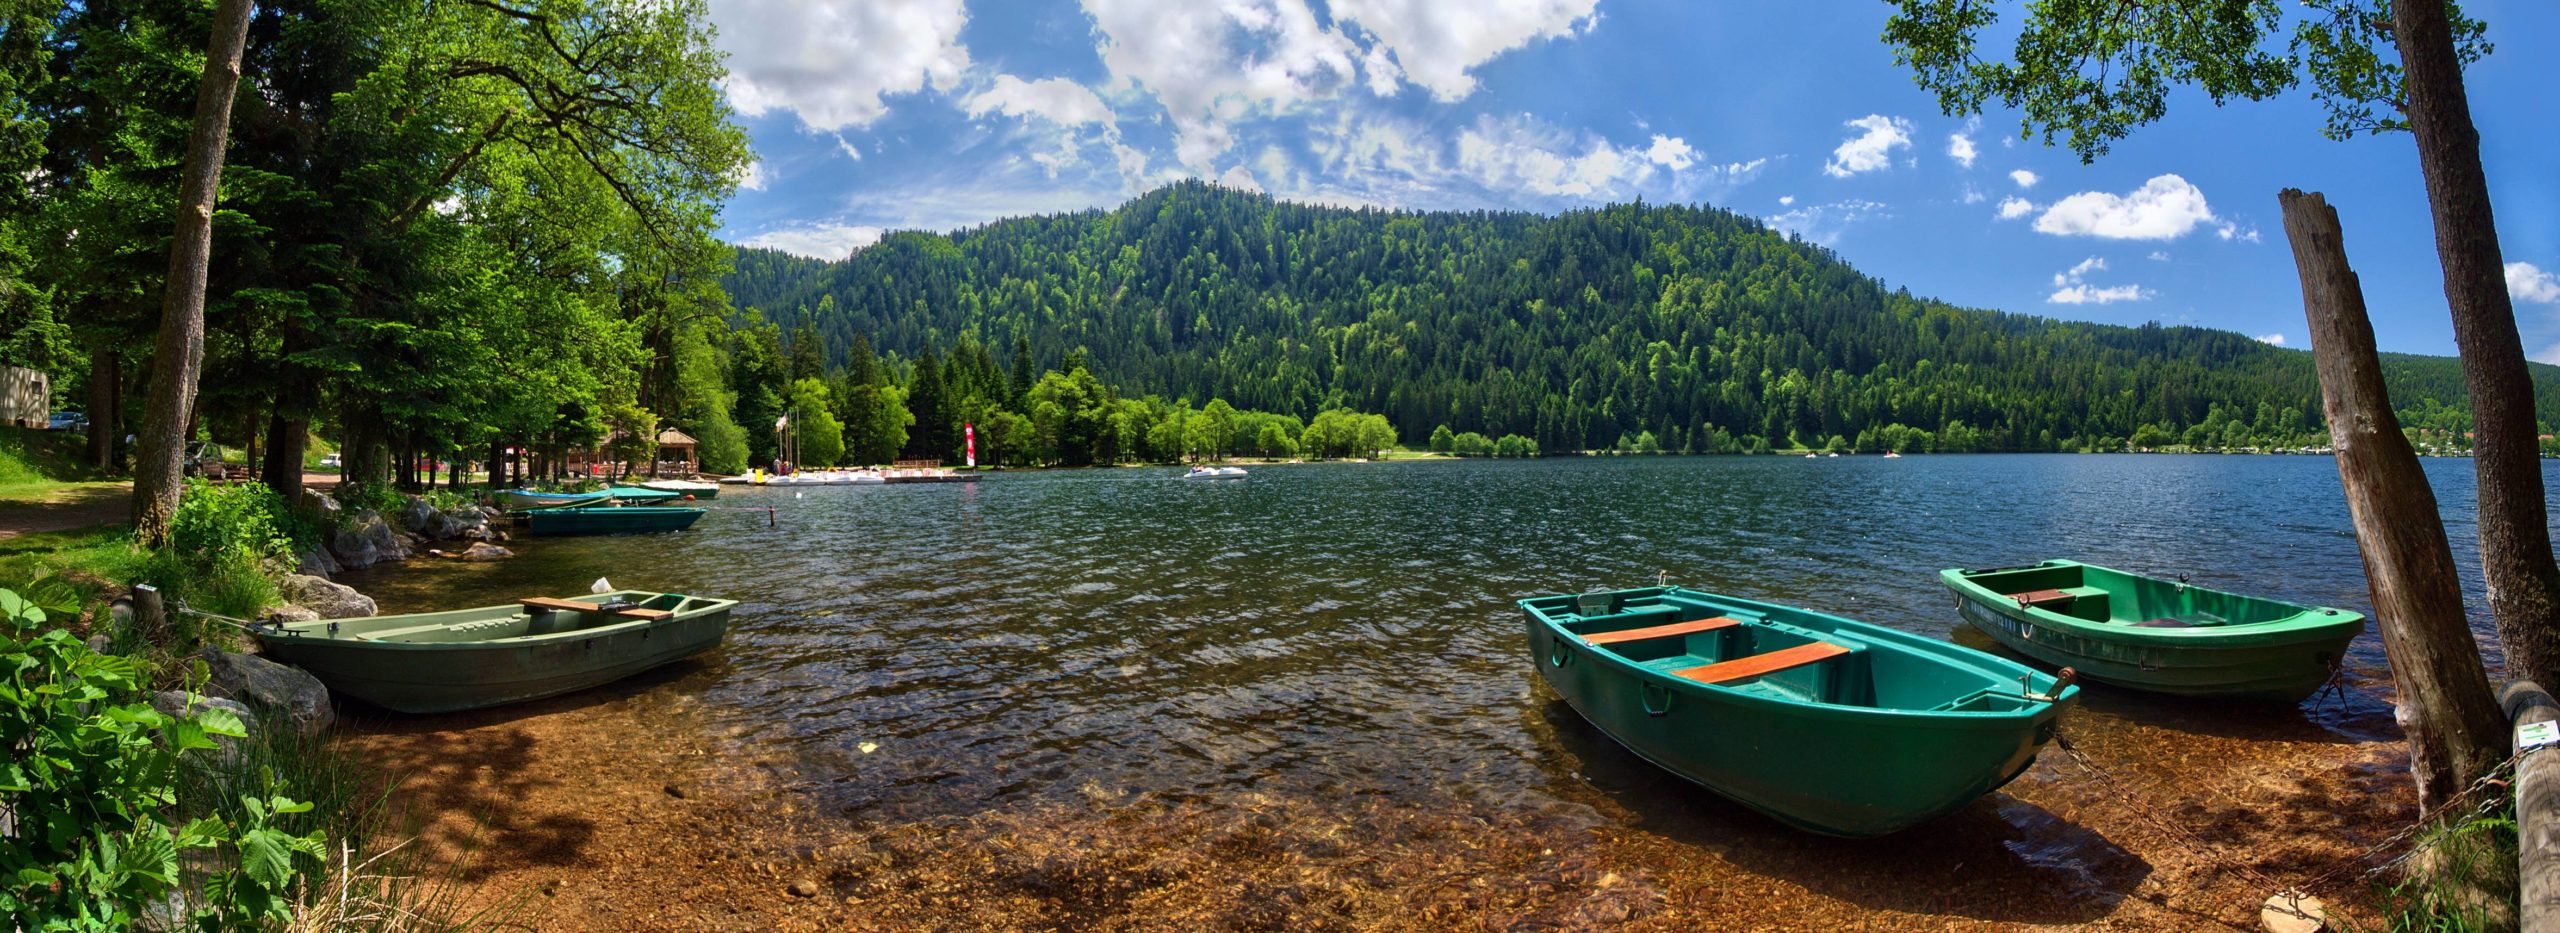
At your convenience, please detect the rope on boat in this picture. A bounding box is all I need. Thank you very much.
[167,600,282,633]
[2051,728,2519,914]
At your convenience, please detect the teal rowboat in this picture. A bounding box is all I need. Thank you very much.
[252,591,734,713]
[638,479,719,499]
[1941,560,2365,701]
[1522,586,2075,837]
[605,485,684,503]
[520,505,704,536]
[497,489,609,510]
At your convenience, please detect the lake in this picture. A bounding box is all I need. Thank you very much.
[338,454,2539,928]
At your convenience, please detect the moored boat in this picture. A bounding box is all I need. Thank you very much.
[251,590,736,713]
[639,479,720,499]
[1940,560,2364,701]
[520,505,705,536]
[1521,586,2075,837]
[497,489,610,510]
[605,485,684,503]
[1182,465,1247,480]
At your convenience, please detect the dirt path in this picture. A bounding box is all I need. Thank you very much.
[0,481,131,538]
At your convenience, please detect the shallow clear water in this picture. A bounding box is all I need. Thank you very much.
[339,453,2547,919]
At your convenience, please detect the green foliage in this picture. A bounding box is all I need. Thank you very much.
[785,378,844,467]
[331,482,404,523]
[1428,425,1454,454]
[2362,810,2517,932]
[724,183,2556,455]
[0,586,329,929]
[1882,0,2493,159]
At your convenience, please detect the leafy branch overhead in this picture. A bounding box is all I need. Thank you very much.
[1882,0,2492,159]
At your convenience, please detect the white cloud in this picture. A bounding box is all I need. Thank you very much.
[1823,115,1912,177]
[1454,114,1678,198]
[1765,199,1890,246]
[2536,343,2560,366]
[1777,194,1794,206]
[965,75,1115,127]
[736,159,767,192]
[2215,222,2262,243]
[739,223,887,260]
[2511,262,2560,304]
[1086,0,1364,169]
[2047,255,2153,305]
[2033,174,2218,240]
[1644,134,1697,170]
[1960,185,1985,204]
[2256,333,2286,346]
[2148,250,2170,261]
[1946,132,1977,169]
[715,0,969,131]
[833,135,863,161]
[1996,197,2035,220]
[2049,283,2153,304]
[1329,0,1600,101]
[2009,169,2038,189]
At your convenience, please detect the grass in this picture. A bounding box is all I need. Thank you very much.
[0,425,115,502]
[2344,807,2520,932]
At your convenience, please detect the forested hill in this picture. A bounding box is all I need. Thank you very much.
[723,180,2560,453]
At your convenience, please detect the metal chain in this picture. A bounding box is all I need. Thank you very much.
[2053,731,2519,900]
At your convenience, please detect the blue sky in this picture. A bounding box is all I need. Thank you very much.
[707,0,2560,360]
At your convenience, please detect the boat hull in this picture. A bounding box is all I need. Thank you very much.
[1941,561,2365,701]
[252,592,732,713]
[639,481,719,499]
[497,489,609,510]
[1523,588,2071,837]
[521,506,705,536]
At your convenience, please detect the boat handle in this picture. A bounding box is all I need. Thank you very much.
[1546,636,1573,668]
[1641,682,1674,717]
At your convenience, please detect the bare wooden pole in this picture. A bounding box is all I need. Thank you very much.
[2279,189,2505,812]
[2505,681,2560,931]
[129,0,256,545]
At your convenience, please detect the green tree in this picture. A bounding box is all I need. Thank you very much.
[1429,424,1455,454]
[904,347,952,462]
[1188,398,1239,461]
[785,378,844,467]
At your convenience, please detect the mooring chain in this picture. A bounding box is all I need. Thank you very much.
[2053,731,2519,902]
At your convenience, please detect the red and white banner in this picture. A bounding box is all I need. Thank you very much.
[965,423,977,467]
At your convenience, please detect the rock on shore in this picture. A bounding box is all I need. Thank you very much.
[196,648,334,738]
[278,574,377,619]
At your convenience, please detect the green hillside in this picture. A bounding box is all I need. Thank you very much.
[723,181,2558,453]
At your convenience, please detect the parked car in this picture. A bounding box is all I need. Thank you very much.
[182,441,224,477]
[47,411,86,431]
[320,453,342,469]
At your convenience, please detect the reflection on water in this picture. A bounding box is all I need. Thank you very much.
[336,454,2542,925]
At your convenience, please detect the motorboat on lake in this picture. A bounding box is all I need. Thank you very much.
[1182,465,1248,480]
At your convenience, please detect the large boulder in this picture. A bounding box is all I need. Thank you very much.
[296,542,341,578]
[330,509,411,569]
[399,495,438,534]
[196,648,333,738]
[447,505,493,541]
[276,574,376,620]
[296,488,342,525]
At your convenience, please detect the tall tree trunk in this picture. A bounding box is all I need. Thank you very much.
[2393,0,2560,688]
[263,412,306,502]
[84,345,116,469]
[130,0,255,545]
[2281,190,2506,812]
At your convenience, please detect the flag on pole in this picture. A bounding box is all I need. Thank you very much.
[965,423,977,467]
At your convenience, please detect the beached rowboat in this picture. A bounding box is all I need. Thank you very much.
[1940,559,2365,701]
[1521,586,2075,837]
[252,591,735,713]
[520,505,705,536]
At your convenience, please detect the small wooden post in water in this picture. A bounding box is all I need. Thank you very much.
[2277,189,2505,812]
[2503,680,2560,932]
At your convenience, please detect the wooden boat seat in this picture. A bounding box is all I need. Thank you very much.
[2006,588,2075,608]
[1583,616,1740,646]
[1671,642,1850,685]
[520,597,674,621]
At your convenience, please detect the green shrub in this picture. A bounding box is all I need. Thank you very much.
[0,587,323,929]
[168,480,305,572]
[330,482,404,525]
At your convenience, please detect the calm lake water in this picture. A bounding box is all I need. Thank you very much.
[338,454,2553,925]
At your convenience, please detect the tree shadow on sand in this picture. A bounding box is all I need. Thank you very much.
[1532,698,2154,926]
[333,658,716,881]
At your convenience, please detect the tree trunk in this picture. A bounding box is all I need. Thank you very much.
[129,0,255,545]
[262,412,306,503]
[2393,0,2560,689]
[2280,189,2506,813]
[84,345,116,469]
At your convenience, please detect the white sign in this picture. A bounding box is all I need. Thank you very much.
[2521,719,2560,752]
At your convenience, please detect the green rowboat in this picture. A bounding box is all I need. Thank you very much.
[520,505,705,536]
[605,485,684,503]
[1941,560,2365,701]
[250,591,736,713]
[1522,586,2076,837]
[496,489,609,510]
